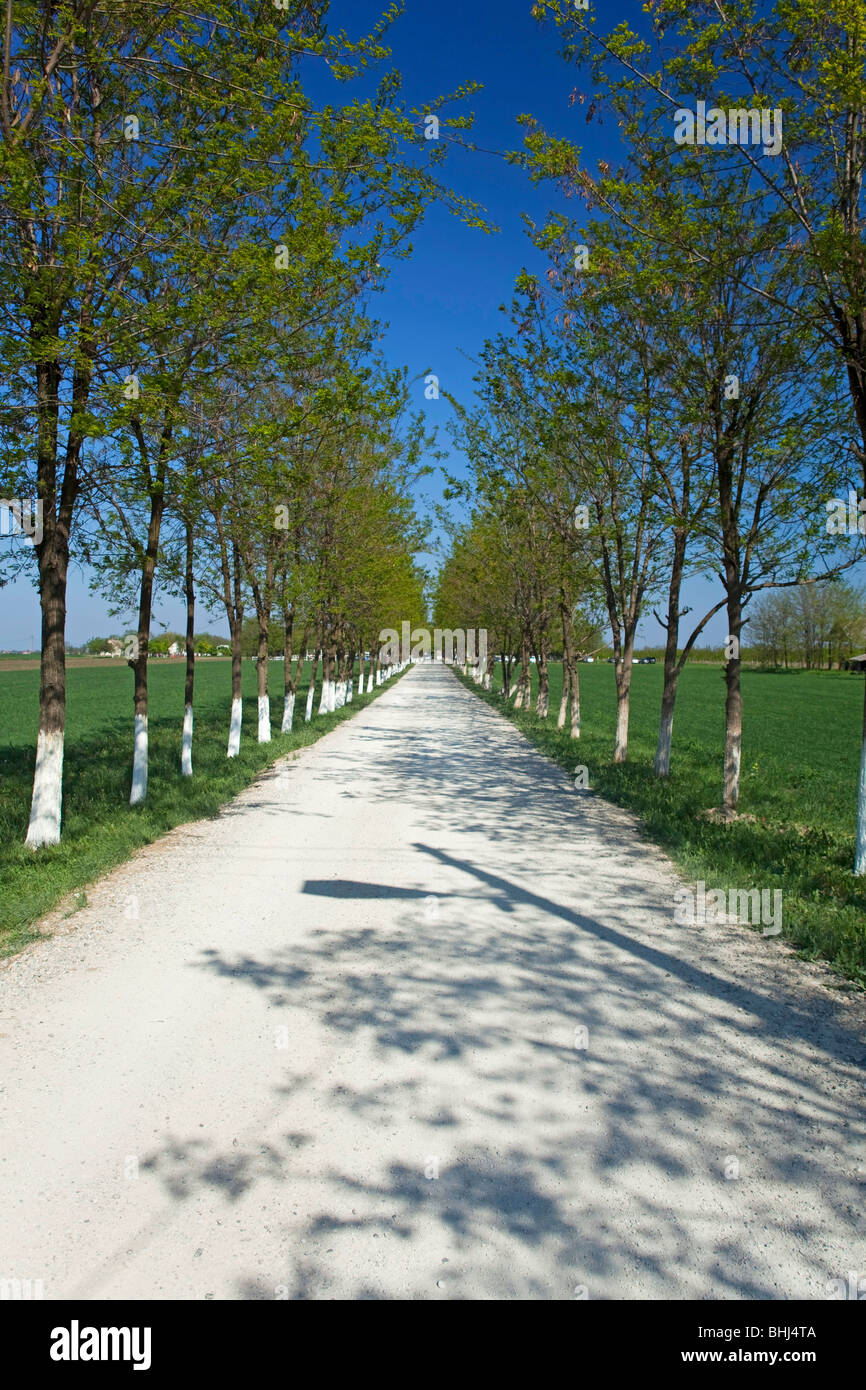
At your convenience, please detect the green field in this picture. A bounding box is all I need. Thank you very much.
[3,656,864,983]
[0,658,393,957]
[462,661,866,985]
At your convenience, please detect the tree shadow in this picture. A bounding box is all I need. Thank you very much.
[95,668,866,1299]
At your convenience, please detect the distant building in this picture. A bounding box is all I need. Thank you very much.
[845,653,866,672]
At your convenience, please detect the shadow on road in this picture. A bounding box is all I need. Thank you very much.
[142,669,865,1298]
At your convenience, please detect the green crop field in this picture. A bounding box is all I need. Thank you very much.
[0,657,393,957]
[4,656,864,984]
[462,660,866,985]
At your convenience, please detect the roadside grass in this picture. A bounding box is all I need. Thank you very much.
[459,660,866,986]
[0,659,397,957]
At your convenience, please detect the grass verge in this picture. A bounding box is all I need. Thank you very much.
[457,661,866,987]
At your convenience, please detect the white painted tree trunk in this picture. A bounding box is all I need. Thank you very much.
[614,695,629,762]
[281,691,295,733]
[181,704,193,776]
[856,721,866,870]
[335,680,346,708]
[227,697,242,757]
[327,679,337,713]
[856,735,866,872]
[346,679,353,703]
[257,695,271,743]
[305,681,315,722]
[318,679,330,715]
[367,670,374,693]
[25,728,64,849]
[130,713,148,805]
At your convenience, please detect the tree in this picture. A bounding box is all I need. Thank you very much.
[3,0,487,833]
[522,0,855,807]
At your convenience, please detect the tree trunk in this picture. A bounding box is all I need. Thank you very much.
[182,515,195,776]
[305,648,321,722]
[569,660,581,739]
[500,652,510,698]
[282,608,302,734]
[318,643,331,713]
[535,641,550,717]
[281,603,295,733]
[227,616,243,756]
[335,648,347,707]
[560,599,580,738]
[256,621,271,743]
[513,637,530,709]
[282,687,295,734]
[655,680,677,780]
[226,543,244,757]
[719,434,743,812]
[246,555,273,744]
[484,649,496,690]
[855,685,866,873]
[613,646,634,763]
[129,484,166,804]
[654,529,687,778]
[327,646,338,711]
[25,320,88,848]
[356,646,365,699]
[26,529,69,848]
[722,591,744,812]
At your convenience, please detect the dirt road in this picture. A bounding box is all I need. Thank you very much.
[1,663,863,1299]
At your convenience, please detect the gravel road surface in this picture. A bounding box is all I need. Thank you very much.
[1,663,863,1300]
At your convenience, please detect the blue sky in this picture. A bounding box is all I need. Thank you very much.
[1,0,729,648]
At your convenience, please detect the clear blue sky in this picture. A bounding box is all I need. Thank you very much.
[1,0,730,649]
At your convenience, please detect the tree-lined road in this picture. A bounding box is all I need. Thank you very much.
[1,664,863,1299]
